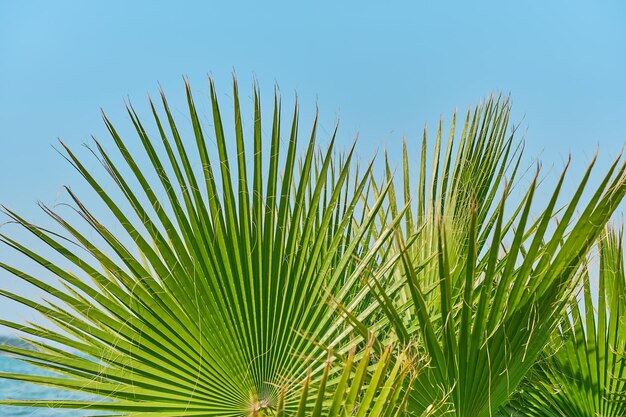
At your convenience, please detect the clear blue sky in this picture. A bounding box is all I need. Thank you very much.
[1,1,625,326]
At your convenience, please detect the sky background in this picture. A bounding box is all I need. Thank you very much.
[1,1,626,327]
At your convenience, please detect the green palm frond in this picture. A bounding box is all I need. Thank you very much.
[0,78,398,416]
[2,84,625,417]
[506,227,626,417]
[340,97,626,416]
[274,342,420,417]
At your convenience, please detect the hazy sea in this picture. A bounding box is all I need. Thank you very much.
[0,355,98,417]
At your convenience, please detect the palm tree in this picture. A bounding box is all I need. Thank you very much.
[337,97,626,416]
[505,227,626,416]
[0,78,402,416]
[1,81,625,417]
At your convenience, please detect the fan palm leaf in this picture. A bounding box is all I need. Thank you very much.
[0,78,401,416]
[339,97,626,416]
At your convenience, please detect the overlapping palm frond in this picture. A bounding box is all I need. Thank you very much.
[505,227,626,417]
[274,342,420,417]
[0,78,401,416]
[1,83,625,417]
[339,97,626,416]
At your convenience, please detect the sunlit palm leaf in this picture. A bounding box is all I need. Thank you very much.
[0,78,396,416]
[340,97,626,416]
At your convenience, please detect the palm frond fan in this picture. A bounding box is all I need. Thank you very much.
[0,78,402,416]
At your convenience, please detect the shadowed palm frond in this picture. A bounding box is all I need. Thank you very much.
[505,227,626,417]
[274,342,421,417]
